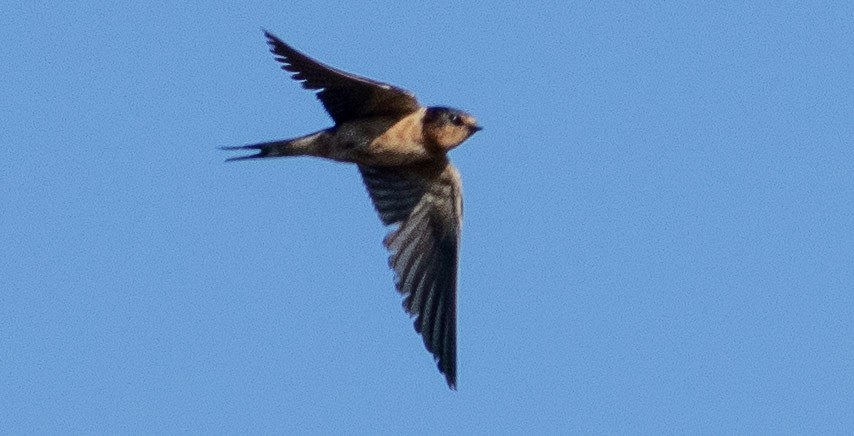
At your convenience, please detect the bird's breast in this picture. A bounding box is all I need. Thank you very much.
[337,110,436,166]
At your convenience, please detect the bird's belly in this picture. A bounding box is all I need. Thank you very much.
[360,138,432,166]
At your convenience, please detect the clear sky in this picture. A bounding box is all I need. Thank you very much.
[2,1,852,434]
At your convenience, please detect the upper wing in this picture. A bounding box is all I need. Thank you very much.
[359,161,462,389]
[264,30,421,124]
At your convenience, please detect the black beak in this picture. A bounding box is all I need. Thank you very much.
[471,125,483,132]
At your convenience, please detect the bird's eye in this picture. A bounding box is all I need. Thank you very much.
[448,114,464,125]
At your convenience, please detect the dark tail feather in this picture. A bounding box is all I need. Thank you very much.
[220,140,290,162]
[220,144,268,162]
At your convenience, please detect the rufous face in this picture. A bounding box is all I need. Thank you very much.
[424,107,482,151]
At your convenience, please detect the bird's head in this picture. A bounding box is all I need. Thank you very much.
[423,107,482,152]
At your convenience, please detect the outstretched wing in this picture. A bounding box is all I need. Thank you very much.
[359,161,462,389]
[264,30,420,124]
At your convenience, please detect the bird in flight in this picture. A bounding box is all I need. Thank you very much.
[223,30,481,389]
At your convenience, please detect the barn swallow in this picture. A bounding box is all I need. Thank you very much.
[222,30,480,389]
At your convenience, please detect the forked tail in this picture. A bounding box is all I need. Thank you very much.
[220,140,292,162]
[221,131,328,162]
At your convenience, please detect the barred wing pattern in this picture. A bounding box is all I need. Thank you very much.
[264,31,420,124]
[359,162,462,389]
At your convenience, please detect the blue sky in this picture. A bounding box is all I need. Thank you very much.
[2,1,852,433]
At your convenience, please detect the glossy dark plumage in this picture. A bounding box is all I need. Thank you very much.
[264,30,420,124]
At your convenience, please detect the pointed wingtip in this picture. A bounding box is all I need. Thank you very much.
[443,364,457,391]
[262,28,281,44]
